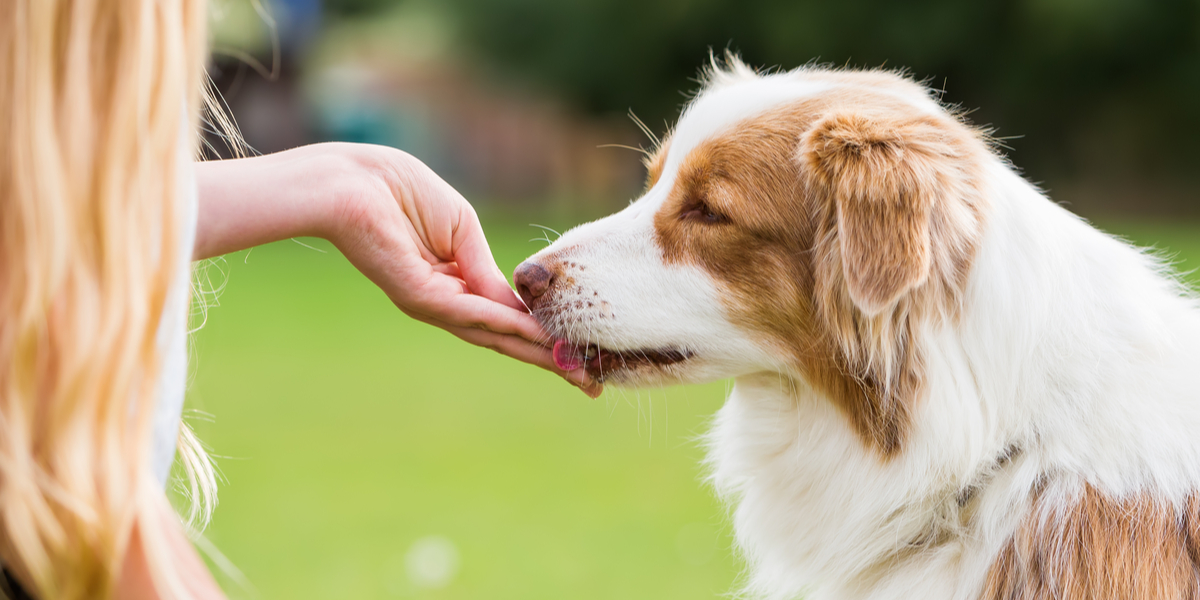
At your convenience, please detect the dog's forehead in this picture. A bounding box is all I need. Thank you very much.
[659,72,944,181]
[662,77,832,177]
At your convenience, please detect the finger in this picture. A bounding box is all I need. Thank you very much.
[580,380,604,398]
[431,261,464,280]
[422,292,552,343]
[566,374,604,398]
[451,207,529,313]
[442,325,556,368]
[439,325,599,394]
[388,155,523,311]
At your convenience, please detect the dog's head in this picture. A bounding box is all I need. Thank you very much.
[516,60,989,454]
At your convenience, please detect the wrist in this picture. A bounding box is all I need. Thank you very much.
[317,143,415,252]
[193,142,416,260]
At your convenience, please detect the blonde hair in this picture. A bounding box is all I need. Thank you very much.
[0,0,219,597]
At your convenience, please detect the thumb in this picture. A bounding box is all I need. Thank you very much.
[453,206,528,313]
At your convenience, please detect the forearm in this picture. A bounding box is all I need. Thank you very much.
[191,141,599,394]
[193,144,360,260]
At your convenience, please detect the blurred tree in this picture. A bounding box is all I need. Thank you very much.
[427,0,1199,190]
[323,0,394,16]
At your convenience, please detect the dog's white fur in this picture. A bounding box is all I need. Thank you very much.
[520,61,1200,599]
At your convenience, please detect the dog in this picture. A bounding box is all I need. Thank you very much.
[513,57,1200,600]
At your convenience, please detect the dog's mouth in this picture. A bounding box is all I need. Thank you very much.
[552,339,692,381]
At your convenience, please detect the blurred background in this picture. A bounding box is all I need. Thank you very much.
[188,0,1200,598]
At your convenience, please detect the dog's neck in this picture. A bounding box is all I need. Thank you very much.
[958,163,1200,498]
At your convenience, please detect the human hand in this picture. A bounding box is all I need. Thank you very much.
[194,143,602,397]
[326,144,604,396]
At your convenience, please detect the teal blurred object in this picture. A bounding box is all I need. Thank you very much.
[315,105,399,146]
[181,214,1200,599]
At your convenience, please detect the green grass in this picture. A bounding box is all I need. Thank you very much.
[184,212,1200,600]
[185,211,736,600]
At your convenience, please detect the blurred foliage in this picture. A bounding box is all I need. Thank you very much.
[392,0,1200,186]
[323,0,392,16]
[211,0,275,54]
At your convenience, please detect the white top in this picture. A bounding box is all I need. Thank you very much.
[149,125,198,486]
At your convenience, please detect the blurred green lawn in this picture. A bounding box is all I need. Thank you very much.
[182,212,1200,600]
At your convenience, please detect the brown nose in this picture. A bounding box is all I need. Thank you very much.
[513,261,555,308]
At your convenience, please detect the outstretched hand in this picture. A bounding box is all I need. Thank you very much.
[194,142,602,397]
[331,145,604,396]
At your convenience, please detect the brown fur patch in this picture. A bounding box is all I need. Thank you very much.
[983,484,1200,599]
[653,72,987,455]
[807,112,941,314]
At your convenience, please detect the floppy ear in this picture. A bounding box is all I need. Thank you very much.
[797,109,975,455]
[802,111,956,316]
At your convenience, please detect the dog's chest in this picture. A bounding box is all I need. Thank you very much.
[706,378,998,599]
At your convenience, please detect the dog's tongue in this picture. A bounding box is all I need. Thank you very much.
[553,339,587,371]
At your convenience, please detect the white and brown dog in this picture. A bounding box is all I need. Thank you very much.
[514,58,1200,600]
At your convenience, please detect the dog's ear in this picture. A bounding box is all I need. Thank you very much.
[802,111,958,316]
[797,109,977,455]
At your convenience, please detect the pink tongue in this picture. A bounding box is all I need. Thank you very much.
[553,339,586,371]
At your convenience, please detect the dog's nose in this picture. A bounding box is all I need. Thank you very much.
[514,261,556,308]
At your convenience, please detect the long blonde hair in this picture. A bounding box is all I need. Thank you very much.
[0,0,219,597]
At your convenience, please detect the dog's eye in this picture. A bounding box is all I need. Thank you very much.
[680,199,728,224]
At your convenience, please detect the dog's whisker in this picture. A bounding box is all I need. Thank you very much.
[628,109,661,147]
[528,223,563,241]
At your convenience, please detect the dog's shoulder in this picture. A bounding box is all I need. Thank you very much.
[983,480,1200,599]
